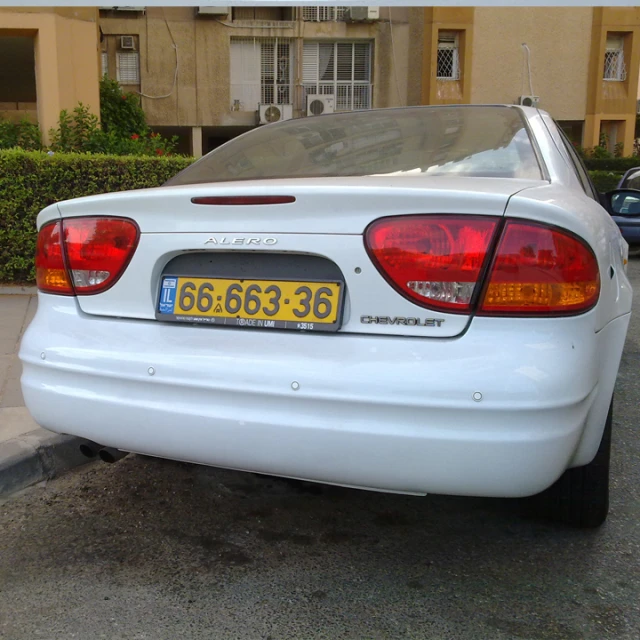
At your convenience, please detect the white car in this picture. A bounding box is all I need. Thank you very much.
[20,105,632,528]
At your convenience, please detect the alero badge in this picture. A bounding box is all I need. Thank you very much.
[204,237,278,246]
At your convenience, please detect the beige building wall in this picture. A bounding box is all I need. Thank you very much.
[470,7,593,120]
[100,7,411,138]
[0,7,100,144]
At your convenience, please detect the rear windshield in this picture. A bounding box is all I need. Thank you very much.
[166,106,543,186]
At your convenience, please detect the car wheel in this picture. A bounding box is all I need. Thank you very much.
[524,399,612,529]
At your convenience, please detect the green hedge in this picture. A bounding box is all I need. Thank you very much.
[583,157,640,172]
[589,170,623,193]
[0,149,633,285]
[0,150,193,283]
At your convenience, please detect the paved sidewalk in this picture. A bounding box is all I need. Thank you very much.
[0,294,37,419]
[0,293,89,498]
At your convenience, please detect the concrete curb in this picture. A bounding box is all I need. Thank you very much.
[0,428,90,499]
[0,286,38,295]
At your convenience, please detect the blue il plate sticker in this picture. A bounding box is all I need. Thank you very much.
[159,277,177,314]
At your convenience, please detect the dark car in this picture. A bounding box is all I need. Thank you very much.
[618,167,640,190]
[611,168,640,256]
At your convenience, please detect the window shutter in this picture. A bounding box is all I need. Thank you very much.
[231,38,291,108]
[606,34,624,51]
[336,43,353,81]
[230,39,261,109]
[303,42,320,83]
[319,43,335,81]
[438,32,457,47]
[116,52,139,84]
[101,52,108,77]
[303,41,371,110]
[353,43,370,81]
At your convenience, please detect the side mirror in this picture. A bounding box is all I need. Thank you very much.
[605,189,640,216]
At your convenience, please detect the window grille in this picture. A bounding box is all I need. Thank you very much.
[603,34,627,81]
[116,52,140,84]
[302,7,346,22]
[230,37,292,110]
[302,41,372,111]
[437,32,460,80]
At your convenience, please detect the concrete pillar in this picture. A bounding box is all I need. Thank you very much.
[33,16,60,146]
[191,126,203,158]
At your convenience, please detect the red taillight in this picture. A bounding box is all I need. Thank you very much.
[36,221,74,295]
[365,215,500,312]
[479,221,600,315]
[35,217,139,296]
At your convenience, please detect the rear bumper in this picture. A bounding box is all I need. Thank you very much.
[19,295,628,497]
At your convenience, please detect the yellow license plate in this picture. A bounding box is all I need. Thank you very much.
[157,275,343,332]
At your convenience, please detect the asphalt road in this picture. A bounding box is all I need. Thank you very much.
[2,265,640,640]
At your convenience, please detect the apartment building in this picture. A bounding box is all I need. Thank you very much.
[98,5,416,155]
[417,7,640,155]
[0,7,100,141]
[1,6,639,156]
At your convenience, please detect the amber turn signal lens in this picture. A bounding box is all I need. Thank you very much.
[35,221,74,295]
[479,221,600,315]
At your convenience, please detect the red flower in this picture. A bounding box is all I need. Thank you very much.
[155,148,164,156]
[131,133,140,140]
[122,95,127,100]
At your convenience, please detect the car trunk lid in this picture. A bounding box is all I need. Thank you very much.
[52,177,542,338]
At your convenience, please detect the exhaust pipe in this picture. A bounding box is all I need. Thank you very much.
[98,447,129,464]
[79,440,103,458]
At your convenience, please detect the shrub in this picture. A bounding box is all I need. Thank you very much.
[589,170,623,193]
[0,149,193,283]
[100,76,147,137]
[583,157,640,172]
[0,118,42,151]
[0,149,627,284]
[49,103,179,156]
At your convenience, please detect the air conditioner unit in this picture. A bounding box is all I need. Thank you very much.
[120,35,136,50]
[197,6,229,16]
[307,95,335,117]
[258,104,293,125]
[518,95,540,107]
[342,7,380,22]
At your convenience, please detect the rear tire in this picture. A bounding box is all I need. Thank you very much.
[524,400,612,529]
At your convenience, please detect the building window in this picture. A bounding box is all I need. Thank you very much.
[603,34,627,81]
[437,31,460,80]
[101,51,108,77]
[230,38,292,110]
[302,7,345,22]
[116,51,140,84]
[302,41,372,111]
